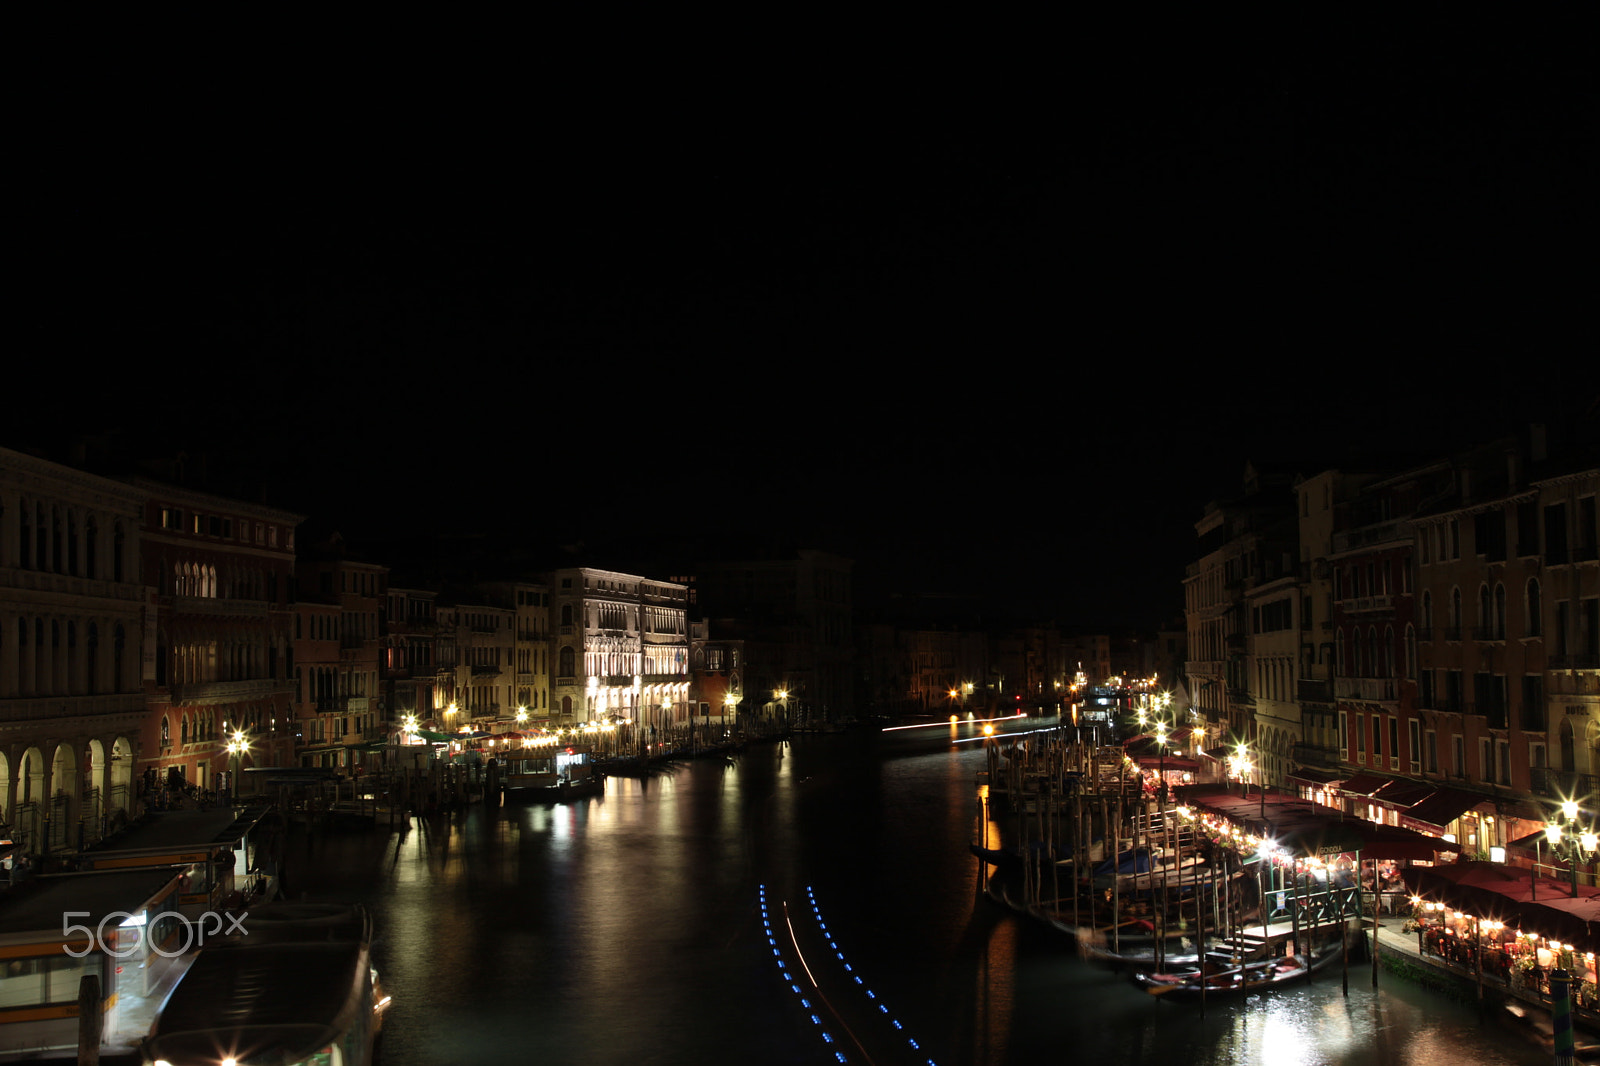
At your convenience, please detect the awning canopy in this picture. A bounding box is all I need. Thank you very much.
[1403,860,1600,953]
[1177,783,1461,861]
[1287,766,1343,787]
[1338,772,1394,797]
[1135,754,1201,772]
[1371,779,1435,810]
[1401,787,1486,833]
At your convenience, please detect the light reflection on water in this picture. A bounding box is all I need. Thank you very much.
[290,733,1551,1066]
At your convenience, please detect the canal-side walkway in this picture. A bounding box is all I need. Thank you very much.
[1370,915,1600,1060]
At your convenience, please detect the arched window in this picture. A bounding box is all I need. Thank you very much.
[559,646,575,678]
[87,622,99,695]
[1421,591,1432,634]
[1450,588,1463,630]
[1336,631,1345,676]
[1478,584,1492,634]
[1526,578,1542,637]
[1383,625,1395,677]
[1494,584,1507,639]
[85,516,98,580]
[1368,627,1380,678]
[161,717,171,747]
[113,523,125,583]
[113,624,125,693]
[1405,624,1417,680]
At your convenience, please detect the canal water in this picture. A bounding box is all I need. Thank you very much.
[288,730,1551,1066]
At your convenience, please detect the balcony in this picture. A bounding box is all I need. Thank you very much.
[1335,677,1397,702]
[1531,767,1600,802]
[1550,653,1600,671]
[170,678,291,704]
[1297,678,1333,704]
[1291,743,1340,768]
[1333,519,1413,553]
[1341,595,1395,615]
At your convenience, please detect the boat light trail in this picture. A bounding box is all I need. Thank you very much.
[807,885,938,1066]
[952,726,1056,745]
[882,712,1028,733]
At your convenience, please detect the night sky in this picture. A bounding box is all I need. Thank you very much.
[13,39,1595,631]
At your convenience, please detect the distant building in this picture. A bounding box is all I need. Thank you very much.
[129,477,301,793]
[476,580,553,727]
[0,447,145,854]
[549,568,689,739]
[435,601,515,731]
[381,586,437,733]
[695,550,852,724]
[1184,462,1299,755]
[293,533,387,769]
[688,620,743,734]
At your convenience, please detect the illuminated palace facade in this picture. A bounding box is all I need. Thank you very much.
[550,568,689,735]
[0,447,144,853]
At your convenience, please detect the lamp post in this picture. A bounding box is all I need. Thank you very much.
[1545,800,1598,899]
[225,729,249,803]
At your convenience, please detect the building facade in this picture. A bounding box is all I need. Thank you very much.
[131,478,301,794]
[0,448,144,854]
[549,568,689,743]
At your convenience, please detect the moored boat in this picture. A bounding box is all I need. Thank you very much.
[503,748,605,802]
[1132,940,1344,1000]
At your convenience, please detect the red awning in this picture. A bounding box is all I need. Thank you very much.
[1371,779,1435,810]
[1338,772,1393,797]
[1135,754,1201,772]
[1287,766,1343,787]
[1400,788,1486,833]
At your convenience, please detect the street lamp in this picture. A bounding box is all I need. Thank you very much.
[1154,723,1169,805]
[1545,801,1598,898]
[225,729,250,802]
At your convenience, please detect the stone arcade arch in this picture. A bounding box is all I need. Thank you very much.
[47,742,78,852]
[108,736,134,831]
[84,739,106,844]
[14,746,46,854]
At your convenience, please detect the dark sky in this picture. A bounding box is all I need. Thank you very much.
[13,39,1596,630]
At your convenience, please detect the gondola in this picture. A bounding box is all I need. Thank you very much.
[1131,942,1344,1000]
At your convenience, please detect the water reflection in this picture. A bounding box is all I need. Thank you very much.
[288,734,1551,1066]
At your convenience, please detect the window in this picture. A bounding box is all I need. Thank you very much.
[1523,675,1545,732]
[1409,720,1421,771]
[1527,578,1542,637]
[1389,718,1399,767]
[1479,738,1492,781]
[1453,736,1466,777]
[1546,502,1569,560]
[1498,740,1511,785]
[1518,502,1539,556]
